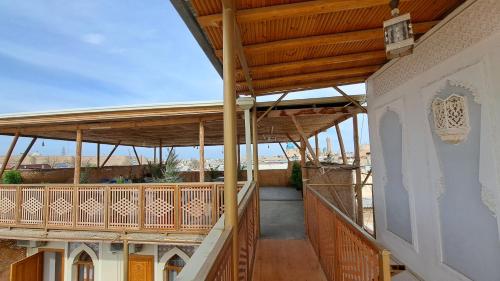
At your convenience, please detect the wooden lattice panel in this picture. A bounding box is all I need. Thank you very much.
[109,186,139,229]
[77,186,105,228]
[180,185,214,230]
[143,186,176,230]
[20,187,45,225]
[47,186,74,227]
[0,187,17,224]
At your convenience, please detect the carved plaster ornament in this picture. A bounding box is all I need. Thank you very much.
[432,94,470,144]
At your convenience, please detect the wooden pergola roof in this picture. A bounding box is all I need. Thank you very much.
[0,96,363,147]
[172,0,464,96]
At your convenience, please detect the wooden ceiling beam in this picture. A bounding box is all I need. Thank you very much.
[250,76,368,96]
[238,65,380,88]
[236,50,387,77]
[198,0,411,27]
[215,21,438,56]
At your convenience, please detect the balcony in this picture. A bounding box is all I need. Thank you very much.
[177,183,391,281]
[0,182,243,243]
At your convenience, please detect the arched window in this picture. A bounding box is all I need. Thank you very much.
[163,254,186,281]
[74,251,94,281]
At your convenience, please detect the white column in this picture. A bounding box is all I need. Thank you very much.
[237,97,255,182]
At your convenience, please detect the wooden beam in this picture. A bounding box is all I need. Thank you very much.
[335,123,347,165]
[278,143,290,162]
[362,169,372,188]
[251,102,261,235]
[291,115,320,166]
[74,129,83,184]
[239,65,379,88]
[256,92,288,123]
[333,86,367,113]
[198,0,411,27]
[100,142,121,168]
[216,21,438,56]
[159,140,163,164]
[199,121,205,182]
[353,114,363,226]
[237,50,386,78]
[123,239,129,281]
[132,146,142,166]
[14,137,37,170]
[315,132,319,159]
[250,76,368,96]
[234,23,255,95]
[153,147,157,164]
[166,147,174,162]
[0,132,20,178]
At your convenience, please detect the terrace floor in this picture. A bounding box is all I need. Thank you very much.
[253,187,327,281]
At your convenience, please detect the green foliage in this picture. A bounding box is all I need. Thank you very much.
[290,161,302,190]
[150,149,183,183]
[146,161,164,179]
[207,164,221,181]
[2,170,23,184]
[80,163,92,184]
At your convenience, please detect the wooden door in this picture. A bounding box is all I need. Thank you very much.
[129,255,154,281]
[10,252,43,281]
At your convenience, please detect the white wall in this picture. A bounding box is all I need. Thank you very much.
[367,0,500,280]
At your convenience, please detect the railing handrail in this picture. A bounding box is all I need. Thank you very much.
[177,180,256,281]
[306,184,383,252]
[0,182,246,234]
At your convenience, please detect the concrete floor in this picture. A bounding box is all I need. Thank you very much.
[259,187,305,240]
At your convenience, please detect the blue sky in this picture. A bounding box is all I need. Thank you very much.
[0,0,369,160]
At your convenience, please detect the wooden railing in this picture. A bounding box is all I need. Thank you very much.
[305,185,391,281]
[0,182,244,233]
[177,181,258,281]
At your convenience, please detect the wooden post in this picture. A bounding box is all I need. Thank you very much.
[314,132,319,159]
[252,103,261,235]
[0,132,20,178]
[123,239,129,281]
[97,143,101,168]
[153,147,157,164]
[132,146,141,166]
[101,142,120,168]
[335,123,348,164]
[199,121,205,182]
[222,0,239,279]
[159,140,163,164]
[278,143,290,162]
[14,137,37,170]
[74,129,83,184]
[299,139,306,167]
[353,114,363,226]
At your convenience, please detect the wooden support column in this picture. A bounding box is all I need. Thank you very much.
[256,92,288,123]
[14,137,37,170]
[123,239,129,281]
[291,115,320,166]
[353,114,363,226]
[0,132,20,178]
[335,123,348,164]
[132,146,141,166]
[278,143,290,162]
[101,142,120,168]
[97,143,101,168]
[74,129,83,184]
[314,132,319,159]
[222,0,239,278]
[153,147,157,164]
[199,121,205,182]
[299,139,306,167]
[159,140,163,164]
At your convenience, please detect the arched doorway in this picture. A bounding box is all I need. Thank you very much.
[73,251,94,281]
[163,254,186,281]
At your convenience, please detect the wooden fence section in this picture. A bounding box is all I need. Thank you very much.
[177,182,258,281]
[0,182,244,233]
[305,185,391,281]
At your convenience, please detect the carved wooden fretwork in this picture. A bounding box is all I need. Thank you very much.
[432,94,470,144]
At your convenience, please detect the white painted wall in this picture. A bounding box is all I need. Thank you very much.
[367,1,500,280]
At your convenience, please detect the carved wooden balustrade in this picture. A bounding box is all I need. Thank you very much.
[0,182,244,233]
[305,185,391,281]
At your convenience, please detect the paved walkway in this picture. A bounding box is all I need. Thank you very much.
[259,187,305,240]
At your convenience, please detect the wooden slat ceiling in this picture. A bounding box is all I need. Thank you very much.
[0,96,363,147]
[174,0,464,96]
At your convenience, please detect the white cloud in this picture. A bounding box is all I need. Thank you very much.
[81,33,106,45]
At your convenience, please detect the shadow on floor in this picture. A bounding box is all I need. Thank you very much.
[260,187,305,240]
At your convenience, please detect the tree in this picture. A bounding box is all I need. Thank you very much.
[290,161,303,190]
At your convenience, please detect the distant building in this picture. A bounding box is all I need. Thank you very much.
[326,136,333,155]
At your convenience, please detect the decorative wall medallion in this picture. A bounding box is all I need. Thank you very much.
[432,94,470,144]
